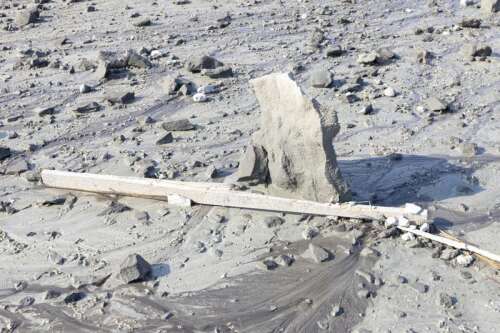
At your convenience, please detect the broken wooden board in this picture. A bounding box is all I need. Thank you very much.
[41,170,428,223]
[398,226,500,264]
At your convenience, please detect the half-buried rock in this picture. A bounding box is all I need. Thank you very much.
[118,254,152,283]
[236,73,350,202]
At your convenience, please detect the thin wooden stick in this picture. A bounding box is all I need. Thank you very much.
[41,170,428,223]
[398,226,500,264]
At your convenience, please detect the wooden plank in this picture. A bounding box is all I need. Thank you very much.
[398,226,500,263]
[41,170,428,223]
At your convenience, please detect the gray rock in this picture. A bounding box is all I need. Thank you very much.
[205,165,217,178]
[410,282,428,294]
[34,106,56,117]
[156,132,174,145]
[2,158,29,175]
[16,8,39,26]
[459,143,478,157]
[48,250,65,265]
[118,254,152,283]
[161,76,194,95]
[236,73,350,202]
[438,292,456,308]
[106,91,135,105]
[262,216,285,228]
[186,55,223,73]
[326,46,343,57]
[464,43,492,58]
[357,52,378,65]
[302,243,331,263]
[202,66,233,78]
[162,119,195,131]
[256,258,278,270]
[275,254,294,266]
[0,147,12,161]
[73,102,101,114]
[425,97,448,113]
[126,49,152,68]
[310,68,333,88]
[460,18,481,28]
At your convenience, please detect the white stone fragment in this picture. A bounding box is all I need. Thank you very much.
[456,254,474,266]
[405,203,422,214]
[398,216,410,227]
[197,85,218,94]
[193,92,208,102]
[401,232,415,241]
[419,223,430,232]
[385,216,397,228]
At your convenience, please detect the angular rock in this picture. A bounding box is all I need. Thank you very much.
[0,147,11,161]
[106,91,135,105]
[73,102,101,114]
[156,132,174,145]
[118,254,152,283]
[302,243,331,263]
[161,75,194,95]
[185,55,223,73]
[464,43,492,58]
[16,8,39,26]
[425,97,448,113]
[162,119,195,131]
[34,106,56,117]
[236,144,269,183]
[126,49,152,68]
[236,73,350,202]
[310,68,333,88]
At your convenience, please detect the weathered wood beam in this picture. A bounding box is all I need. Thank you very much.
[398,226,500,264]
[41,170,428,223]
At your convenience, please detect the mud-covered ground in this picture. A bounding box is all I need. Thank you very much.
[1,0,500,332]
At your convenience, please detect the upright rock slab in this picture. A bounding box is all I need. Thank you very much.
[481,0,500,13]
[237,73,350,202]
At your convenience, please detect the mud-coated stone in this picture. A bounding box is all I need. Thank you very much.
[118,254,152,283]
[236,73,350,202]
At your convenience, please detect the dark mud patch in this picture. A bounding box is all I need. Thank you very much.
[0,236,379,333]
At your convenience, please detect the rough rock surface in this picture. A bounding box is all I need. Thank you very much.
[237,73,350,202]
[118,254,152,283]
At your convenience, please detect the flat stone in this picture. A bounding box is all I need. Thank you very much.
[162,119,195,131]
[73,102,101,114]
[156,132,174,145]
[202,66,233,78]
[424,97,448,113]
[118,254,152,283]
